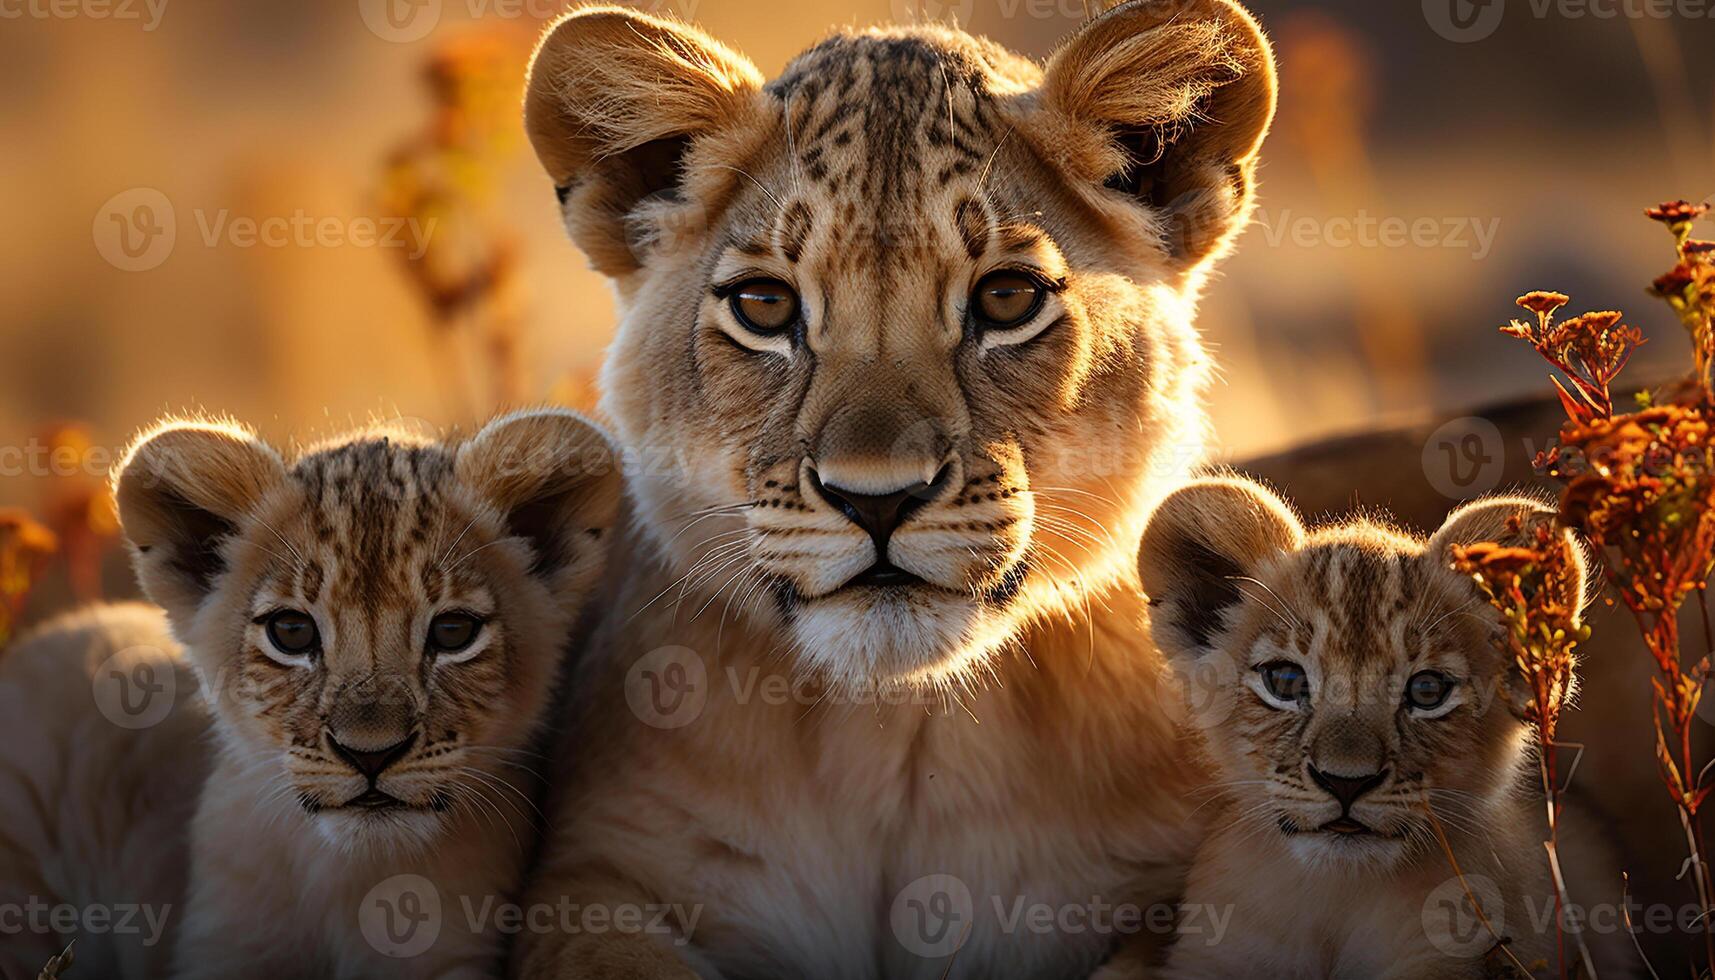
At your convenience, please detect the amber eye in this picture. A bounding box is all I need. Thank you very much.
[971,271,1046,328]
[727,279,800,335]
[428,612,483,654]
[1404,670,1456,711]
[265,610,320,656]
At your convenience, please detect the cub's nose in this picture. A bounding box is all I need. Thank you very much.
[1307,765,1388,811]
[327,731,417,781]
[809,462,952,548]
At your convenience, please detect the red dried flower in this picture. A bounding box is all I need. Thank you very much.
[1517,291,1571,316]
[1647,200,1711,225]
[1499,294,1645,425]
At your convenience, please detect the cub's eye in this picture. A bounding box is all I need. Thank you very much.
[971,271,1046,328]
[1405,671,1456,711]
[727,278,800,335]
[1258,661,1310,705]
[265,610,319,656]
[428,612,483,654]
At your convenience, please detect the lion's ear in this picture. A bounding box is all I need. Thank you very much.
[1429,495,1590,614]
[115,421,286,626]
[1035,0,1276,270]
[455,409,622,601]
[524,6,765,276]
[1138,476,1303,660]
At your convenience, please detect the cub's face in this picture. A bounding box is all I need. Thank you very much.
[525,2,1278,687]
[1193,532,1524,871]
[117,412,619,852]
[1139,480,1586,872]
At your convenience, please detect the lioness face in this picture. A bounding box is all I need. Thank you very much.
[117,412,620,853]
[527,2,1277,687]
[1139,480,1587,872]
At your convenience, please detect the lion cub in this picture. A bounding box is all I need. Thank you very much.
[114,410,619,979]
[1138,477,1632,979]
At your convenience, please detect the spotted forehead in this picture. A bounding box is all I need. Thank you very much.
[279,439,471,608]
[1262,536,1466,672]
[754,33,1034,259]
[769,34,1016,194]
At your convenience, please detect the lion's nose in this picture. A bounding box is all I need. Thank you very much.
[1307,765,1388,811]
[809,462,952,549]
[327,731,417,781]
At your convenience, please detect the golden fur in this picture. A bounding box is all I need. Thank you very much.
[112,410,620,978]
[1138,477,1635,978]
[516,2,1276,976]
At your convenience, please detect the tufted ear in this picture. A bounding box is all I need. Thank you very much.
[1429,495,1590,615]
[524,6,765,276]
[455,409,622,597]
[116,421,287,627]
[1138,476,1303,660]
[1036,0,1276,270]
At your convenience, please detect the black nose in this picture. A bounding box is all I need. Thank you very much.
[328,732,417,781]
[809,463,952,549]
[1308,765,1388,810]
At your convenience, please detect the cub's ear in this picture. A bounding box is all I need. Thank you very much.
[115,421,287,625]
[1429,495,1590,614]
[1035,0,1277,270]
[524,6,765,276]
[1138,476,1303,659]
[455,409,622,599]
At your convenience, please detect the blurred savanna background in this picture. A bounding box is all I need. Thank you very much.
[0,0,1711,630]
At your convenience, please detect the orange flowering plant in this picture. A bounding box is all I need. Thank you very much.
[0,509,58,651]
[1453,522,1593,978]
[1475,199,1715,978]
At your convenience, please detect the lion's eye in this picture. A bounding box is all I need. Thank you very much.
[727,279,800,335]
[428,612,483,654]
[971,271,1046,328]
[265,610,320,656]
[1258,661,1309,705]
[1404,670,1455,711]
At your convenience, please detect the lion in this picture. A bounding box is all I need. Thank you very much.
[515,1,1276,976]
[1139,477,1636,978]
